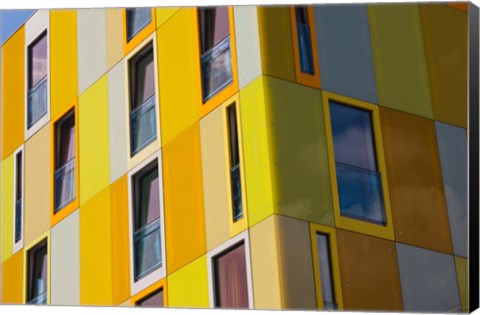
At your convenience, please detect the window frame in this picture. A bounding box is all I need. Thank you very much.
[131,279,167,307]
[12,145,25,253]
[127,151,167,296]
[123,7,156,56]
[23,231,50,305]
[322,91,394,240]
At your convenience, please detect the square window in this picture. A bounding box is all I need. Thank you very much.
[26,239,48,305]
[294,6,314,74]
[135,288,164,307]
[27,32,48,129]
[126,8,152,42]
[226,104,243,221]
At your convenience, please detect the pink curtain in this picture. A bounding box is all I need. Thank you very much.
[29,34,48,88]
[137,289,163,307]
[199,7,229,53]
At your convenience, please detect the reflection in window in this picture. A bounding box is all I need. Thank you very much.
[126,8,152,42]
[295,6,314,74]
[27,32,48,128]
[136,288,164,307]
[329,102,386,224]
[316,233,337,310]
[27,239,48,305]
[227,104,243,221]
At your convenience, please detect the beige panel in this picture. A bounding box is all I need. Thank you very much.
[200,106,230,251]
[249,215,282,310]
[120,299,131,306]
[106,8,124,71]
[276,215,316,310]
[51,209,80,305]
[24,124,51,245]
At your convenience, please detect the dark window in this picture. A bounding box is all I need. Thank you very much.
[27,239,48,305]
[136,289,164,307]
[227,104,242,221]
[295,6,314,74]
[27,32,48,128]
[316,233,337,310]
[54,111,76,212]
[329,102,386,224]
[133,161,162,281]
[14,151,22,243]
[129,44,157,155]
[126,8,152,42]
[198,7,233,102]
[214,242,249,308]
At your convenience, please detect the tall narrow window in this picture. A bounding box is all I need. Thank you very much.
[136,289,164,307]
[226,104,242,221]
[27,32,48,129]
[329,102,386,224]
[198,7,233,102]
[129,44,157,155]
[295,6,314,74]
[54,111,76,212]
[26,239,48,305]
[14,150,23,245]
[213,242,249,308]
[126,8,152,42]
[316,233,337,310]
[132,161,162,281]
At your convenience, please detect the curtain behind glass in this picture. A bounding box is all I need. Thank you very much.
[29,34,48,89]
[136,168,159,229]
[137,289,164,307]
[134,52,155,107]
[28,243,47,301]
[199,7,229,54]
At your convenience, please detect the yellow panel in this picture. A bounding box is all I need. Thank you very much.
[157,8,201,147]
[162,123,206,274]
[1,26,24,160]
[110,175,130,305]
[80,186,113,305]
[257,7,295,82]
[50,10,78,119]
[239,77,275,227]
[156,7,180,28]
[2,250,24,304]
[106,8,124,70]
[167,255,209,308]
[249,215,282,309]
[79,75,110,206]
[1,154,14,262]
[454,256,468,311]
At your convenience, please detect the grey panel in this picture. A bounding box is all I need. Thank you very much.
[314,4,377,104]
[435,121,467,258]
[234,6,262,90]
[51,209,80,306]
[108,61,128,184]
[77,9,108,95]
[396,243,461,312]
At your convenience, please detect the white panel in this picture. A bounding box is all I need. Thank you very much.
[77,9,108,95]
[51,209,80,306]
[25,9,49,44]
[108,60,128,184]
[233,6,262,90]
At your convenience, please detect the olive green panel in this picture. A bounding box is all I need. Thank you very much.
[419,4,467,128]
[239,76,275,227]
[257,7,295,83]
[454,256,468,311]
[266,77,334,225]
[369,4,433,119]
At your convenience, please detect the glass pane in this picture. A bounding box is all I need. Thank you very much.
[29,33,47,89]
[28,242,47,303]
[201,36,233,101]
[316,234,337,310]
[57,114,75,167]
[199,7,230,53]
[297,23,314,74]
[134,51,155,107]
[27,77,48,128]
[135,167,160,229]
[16,152,22,200]
[54,158,76,212]
[134,218,162,280]
[130,96,157,155]
[214,243,249,308]
[15,198,22,243]
[136,289,164,307]
[230,164,242,221]
[126,8,151,41]
[295,6,309,25]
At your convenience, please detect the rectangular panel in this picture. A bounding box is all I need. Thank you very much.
[167,255,209,307]
[77,9,107,95]
[106,8,124,70]
[454,256,468,311]
[314,4,377,104]
[1,155,14,262]
[369,4,433,119]
[156,7,180,28]
[51,209,80,305]
[79,75,110,206]
[2,250,24,303]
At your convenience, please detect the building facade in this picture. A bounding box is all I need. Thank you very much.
[0,3,470,312]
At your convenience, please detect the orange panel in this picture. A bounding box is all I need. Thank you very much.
[2,250,24,304]
[447,2,468,11]
[336,229,403,311]
[111,175,131,305]
[162,123,206,274]
[380,107,453,254]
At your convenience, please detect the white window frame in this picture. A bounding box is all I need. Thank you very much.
[12,145,25,253]
[24,10,50,140]
[127,151,166,296]
[207,230,254,309]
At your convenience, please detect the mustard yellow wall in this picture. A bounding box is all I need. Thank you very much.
[157,8,201,147]
[239,77,275,227]
[50,10,78,119]
[257,7,295,83]
[110,175,130,305]
[1,26,24,160]
[1,154,14,262]
[162,123,206,275]
[79,75,110,206]
[454,256,468,311]
[106,8,124,71]
[167,255,209,308]
[2,250,24,304]
[80,186,113,305]
[156,7,180,28]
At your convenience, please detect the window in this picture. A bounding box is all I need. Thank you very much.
[226,104,243,221]
[126,8,152,42]
[294,6,314,74]
[27,31,48,129]
[198,7,233,102]
[316,233,337,310]
[13,147,24,250]
[54,110,76,212]
[329,101,386,225]
[129,44,157,156]
[26,239,48,305]
[135,288,164,307]
[132,160,162,281]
